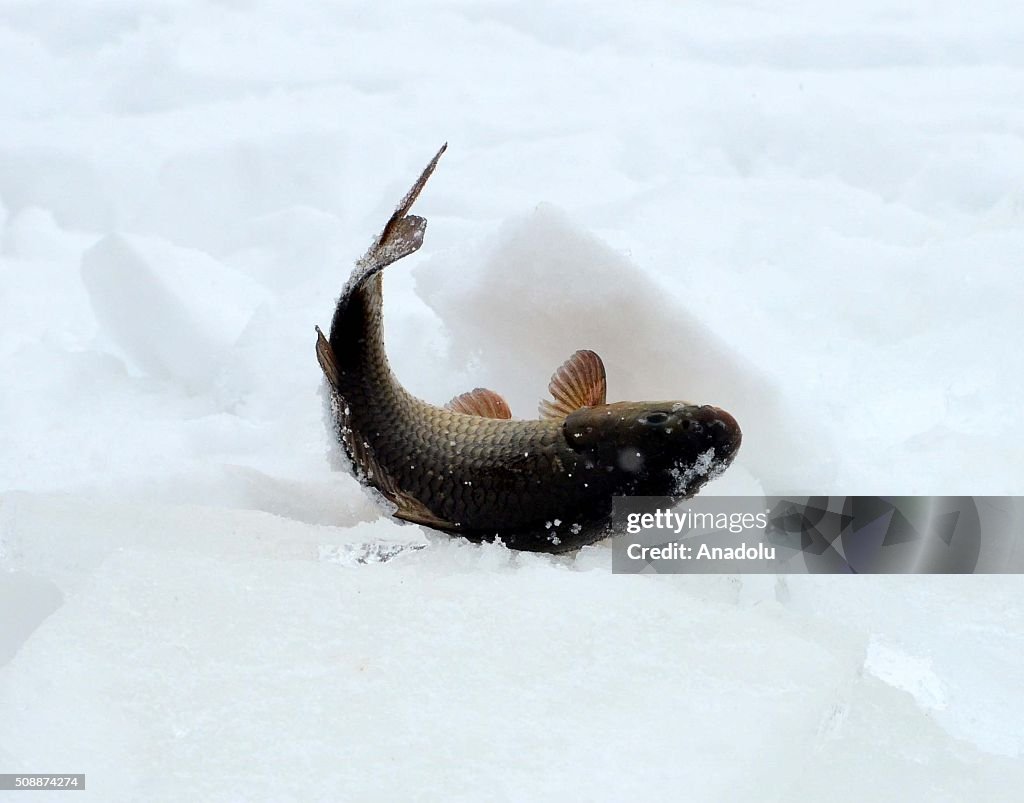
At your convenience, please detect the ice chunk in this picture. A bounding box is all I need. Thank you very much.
[0,571,63,666]
[0,148,112,230]
[865,637,948,711]
[80,235,269,392]
[4,535,1018,800]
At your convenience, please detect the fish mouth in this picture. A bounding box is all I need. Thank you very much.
[696,405,742,458]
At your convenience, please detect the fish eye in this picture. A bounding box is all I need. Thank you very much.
[641,412,670,426]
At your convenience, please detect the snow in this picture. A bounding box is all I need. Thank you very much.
[1,0,1023,799]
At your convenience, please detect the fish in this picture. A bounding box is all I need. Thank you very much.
[315,144,742,553]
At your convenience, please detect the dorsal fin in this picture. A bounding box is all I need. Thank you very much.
[539,349,607,419]
[446,388,512,419]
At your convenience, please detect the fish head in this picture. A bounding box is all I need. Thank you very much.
[562,401,742,497]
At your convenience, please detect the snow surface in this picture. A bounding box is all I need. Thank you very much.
[2,0,1023,799]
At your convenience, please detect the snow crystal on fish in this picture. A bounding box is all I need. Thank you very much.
[667,447,725,496]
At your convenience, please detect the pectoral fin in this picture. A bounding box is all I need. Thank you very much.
[446,388,512,419]
[539,349,607,419]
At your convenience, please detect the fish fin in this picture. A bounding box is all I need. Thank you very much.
[376,143,447,255]
[445,388,512,419]
[538,349,607,419]
[315,326,340,386]
[345,144,447,293]
[327,145,446,360]
[392,492,456,530]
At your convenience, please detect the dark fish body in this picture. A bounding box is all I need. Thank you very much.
[317,146,741,552]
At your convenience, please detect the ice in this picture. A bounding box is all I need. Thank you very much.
[81,235,270,393]
[2,0,1023,798]
[3,509,1020,800]
[865,637,948,711]
[784,574,1024,760]
[0,571,62,666]
[0,505,992,802]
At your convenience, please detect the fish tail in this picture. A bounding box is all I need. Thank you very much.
[337,144,446,316]
[324,144,447,362]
